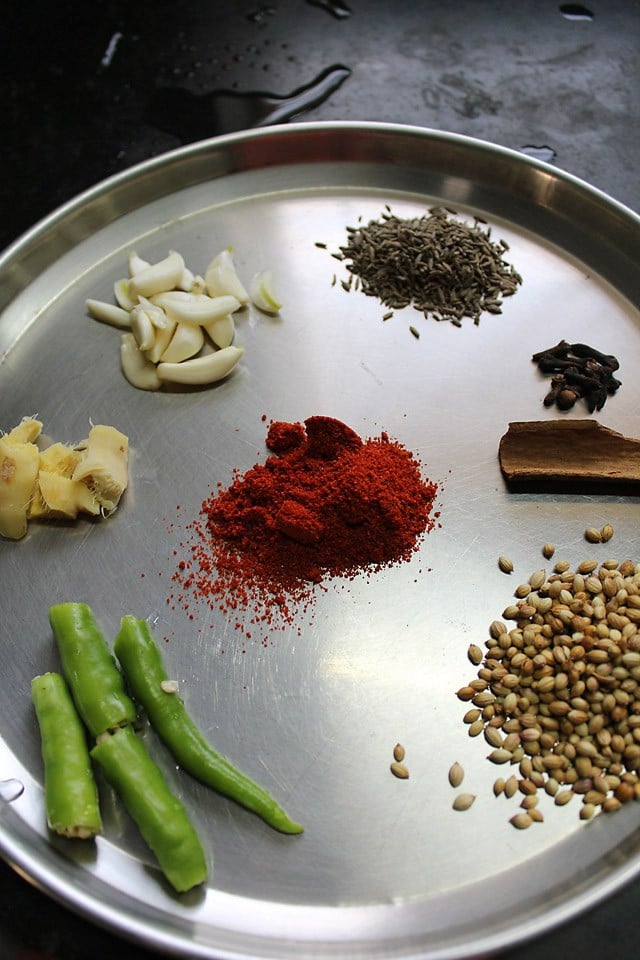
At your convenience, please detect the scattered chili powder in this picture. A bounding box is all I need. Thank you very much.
[172,416,440,633]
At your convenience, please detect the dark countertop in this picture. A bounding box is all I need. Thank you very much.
[2,1,639,957]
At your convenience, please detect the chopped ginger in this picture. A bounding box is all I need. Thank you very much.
[72,425,129,514]
[0,435,40,539]
[0,419,129,539]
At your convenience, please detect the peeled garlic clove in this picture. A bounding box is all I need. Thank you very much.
[203,313,235,349]
[249,269,281,313]
[151,292,241,326]
[177,265,196,291]
[145,319,176,364]
[130,304,156,352]
[128,251,151,277]
[129,250,185,298]
[138,296,173,330]
[86,299,131,329]
[72,424,129,514]
[157,344,244,386]
[114,278,137,311]
[120,333,162,392]
[160,323,204,364]
[190,274,207,295]
[205,249,249,303]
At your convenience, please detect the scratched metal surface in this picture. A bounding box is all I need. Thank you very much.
[1,123,640,959]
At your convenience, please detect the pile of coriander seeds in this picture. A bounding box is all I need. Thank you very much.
[457,549,640,829]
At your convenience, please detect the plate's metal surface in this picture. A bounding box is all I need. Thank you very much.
[1,122,640,959]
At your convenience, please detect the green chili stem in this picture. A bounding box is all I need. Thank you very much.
[49,602,137,738]
[91,725,208,893]
[114,616,303,835]
[31,672,102,839]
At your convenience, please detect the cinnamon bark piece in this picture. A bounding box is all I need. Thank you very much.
[498,420,640,488]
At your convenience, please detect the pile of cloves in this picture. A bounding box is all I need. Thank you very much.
[532,340,621,412]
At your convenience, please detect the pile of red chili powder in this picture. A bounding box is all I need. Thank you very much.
[171,416,440,633]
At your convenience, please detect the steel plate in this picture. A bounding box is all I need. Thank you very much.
[1,122,640,960]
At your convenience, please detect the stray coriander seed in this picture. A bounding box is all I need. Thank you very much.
[467,643,483,665]
[510,812,532,830]
[452,793,476,811]
[448,761,464,787]
[390,761,409,780]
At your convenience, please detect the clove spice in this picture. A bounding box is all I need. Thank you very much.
[532,340,621,412]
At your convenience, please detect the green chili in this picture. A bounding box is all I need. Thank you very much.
[114,616,303,835]
[49,602,137,738]
[91,725,208,893]
[31,672,102,839]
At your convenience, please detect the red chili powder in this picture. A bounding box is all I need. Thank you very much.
[171,416,440,632]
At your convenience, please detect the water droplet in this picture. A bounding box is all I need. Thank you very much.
[246,5,277,22]
[0,779,24,803]
[520,144,557,163]
[146,64,351,141]
[559,4,594,20]
[307,0,352,17]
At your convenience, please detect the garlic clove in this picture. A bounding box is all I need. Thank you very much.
[128,251,151,277]
[130,304,156,352]
[120,333,162,392]
[138,296,173,330]
[114,278,137,312]
[205,249,249,303]
[145,320,176,365]
[203,313,235,349]
[150,292,241,326]
[157,344,244,386]
[86,299,131,329]
[190,274,207,295]
[160,323,204,364]
[129,250,185,298]
[177,265,196,291]
[249,269,281,313]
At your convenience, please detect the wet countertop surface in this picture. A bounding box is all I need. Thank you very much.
[2,1,640,958]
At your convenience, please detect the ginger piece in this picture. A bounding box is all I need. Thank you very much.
[0,434,40,539]
[29,442,84,519]
[72,425,129,514]
[34,471,99,519]
[6,417,43,445]
[39,441,81,478]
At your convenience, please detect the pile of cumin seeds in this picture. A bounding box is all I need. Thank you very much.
[332,206,522,326]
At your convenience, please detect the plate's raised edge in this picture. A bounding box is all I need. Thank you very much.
[1,121,639,316]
